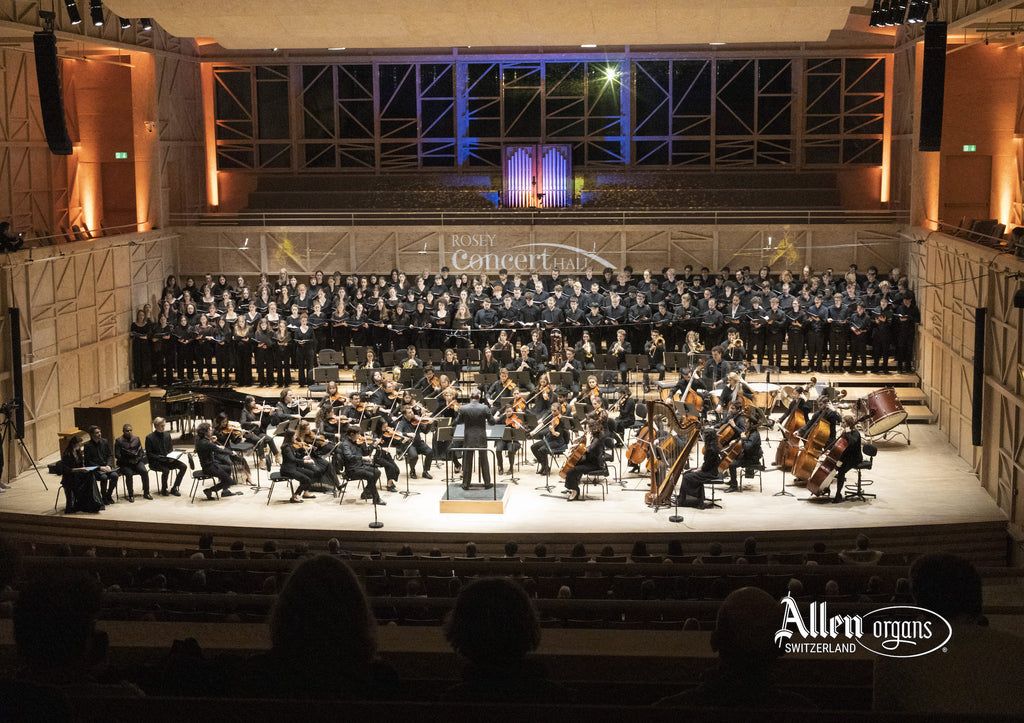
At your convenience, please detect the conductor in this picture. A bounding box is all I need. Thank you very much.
[455,389,492,490]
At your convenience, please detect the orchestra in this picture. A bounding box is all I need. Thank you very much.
[114,264,915,514]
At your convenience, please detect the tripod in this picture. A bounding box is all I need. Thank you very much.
[0,411,48,491]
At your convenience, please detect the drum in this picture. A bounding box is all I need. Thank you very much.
[748,382,779,410]
[857,387,908,436]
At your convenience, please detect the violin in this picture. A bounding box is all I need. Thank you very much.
[506,412,525,429]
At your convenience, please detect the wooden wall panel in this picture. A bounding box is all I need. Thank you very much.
[905,228,1024,535]
[0,230,177,476]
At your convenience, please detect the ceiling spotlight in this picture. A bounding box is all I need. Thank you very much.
[906,0,933,23]
[64,0,82,25]
[119,16,131,29]
[90,0,104,26]
[603,66,619,81]
[140,18,152,30]
[890,0,909,25]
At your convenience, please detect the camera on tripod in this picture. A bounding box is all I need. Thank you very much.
[0,399,19,418]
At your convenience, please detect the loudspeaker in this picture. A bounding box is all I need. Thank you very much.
[971,307,985,447]
[7,307,25,440]
[32,30,73,156]
[919,21,947,153]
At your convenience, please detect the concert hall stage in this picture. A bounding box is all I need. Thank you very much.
[0,423,1006,557]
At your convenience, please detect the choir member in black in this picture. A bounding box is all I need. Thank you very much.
[497,295,520,335]
[805,295,829,372]
[563,419,607,502]
[130,309,151,387]
[395,405,434,479]
[872,296,894,373]
[827,413,863,503]
[213,413,255,487]
[279,427,319,503]
[60,434,103,513]
[455,389,492,490]
[473,297,498,347]
[145,417,186,496]
[273,319,294,385]
[494,403,524,475]
[172,314,195,381]
[609,328,631,383]
[564,297,586,345]
[240,396,281,463]
[540,296,564,332]
[847,301,871,373]
[675,295,699,341]
[678,430,719,509]
[253,318,275,386]
[827,292,849,373]
[644,329,667,380]
[583,302,605,348]
[114,423,149,501]
[291,313,316,386]
[764,296,787,369]
[339,425,385,504]
[798,396,842,447]
[213,317,234,382]
[786,297,807,372]
[486,367,518,410]
[195,421,238,499]
[531,402,569,477]
[83,425,119,505]
[702,297,726,348]
[744,297,767,364]
[194,315,217,381]
[150,313,174,386]
[893,291,920,374]
[429,300,450,349]
[724,295,745,341]
[725,420,763,491]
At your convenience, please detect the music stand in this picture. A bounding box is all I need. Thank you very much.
[399,367,425,387]
[503,426,527,484]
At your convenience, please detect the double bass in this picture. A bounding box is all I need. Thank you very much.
[774,398,807,470]
[791,415,831,482]
[643,400,701,507]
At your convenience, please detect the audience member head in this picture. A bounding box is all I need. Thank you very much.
[707,541,723,557]
[398,545,414,557]
[667,539,684,557]
[824,580,841,596]
[445,578,540,670]
[787,578,804,597]
[601,545,615,558]
[630,540,648,558]
[533,543,547,559]
[198,532,214,552]
[270,555,377,667]
[465,542,477,558]
[682,618,701,631]
[743,536,758,556]
[556,585,572,599]
[571,542,587,558]
[504,541,519,558]
[327,538,342,554]
[910,553,983,622]
[855,534,871,551]
[710,587,784,673]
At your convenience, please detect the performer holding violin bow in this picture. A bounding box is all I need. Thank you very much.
[213,412,255,486]
[531,402,569,477]
[396,404,434,479]
[339,425,387,504]
[239,396,281,466]
[494,402,524,475]
[811,413,862,504]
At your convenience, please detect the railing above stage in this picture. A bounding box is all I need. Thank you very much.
[169,208,910,228]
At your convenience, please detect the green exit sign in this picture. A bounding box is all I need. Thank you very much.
[963,144,977,152]
[115,152,128,159]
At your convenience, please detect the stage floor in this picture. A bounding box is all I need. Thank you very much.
[0,424,1004,539]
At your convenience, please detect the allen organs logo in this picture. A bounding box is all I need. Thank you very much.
[774,595,953,658]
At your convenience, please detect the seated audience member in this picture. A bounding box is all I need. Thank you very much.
[873,553,1024,716]
[12,571,144,699]
[442,577,571,703]
[242,555,398,699]
[838,533,883,565]
[654,587,816,710]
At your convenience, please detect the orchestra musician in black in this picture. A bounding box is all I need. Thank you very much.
[563,418,607,502]
[146,417,187,496]
[113,423,149,501]
[83,425,119,506]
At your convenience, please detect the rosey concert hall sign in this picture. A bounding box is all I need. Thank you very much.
[448,233,615,273]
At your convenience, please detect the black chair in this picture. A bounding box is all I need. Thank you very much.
[186,453,219,503]
[845,443,878,501]
[266,471,297,505]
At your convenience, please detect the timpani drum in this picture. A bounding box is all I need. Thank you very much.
[748,382,779,410]
[857,387,908,436]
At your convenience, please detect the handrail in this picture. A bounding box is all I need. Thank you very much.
[169,208,910,227]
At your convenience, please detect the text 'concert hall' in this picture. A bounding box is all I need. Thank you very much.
[0,1,1023,720]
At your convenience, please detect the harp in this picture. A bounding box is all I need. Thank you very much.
[643,400,701,507]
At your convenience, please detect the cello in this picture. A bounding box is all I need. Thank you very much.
[806,436,849,496]
[559,432,589,479]
[717,437,745,475]
[774,398,807,470]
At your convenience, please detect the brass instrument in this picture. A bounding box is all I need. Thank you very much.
[402,357,418,369]
[610,340,624,355]
[654,336,666,347]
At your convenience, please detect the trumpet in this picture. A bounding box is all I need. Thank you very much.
[610,341,624,355]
